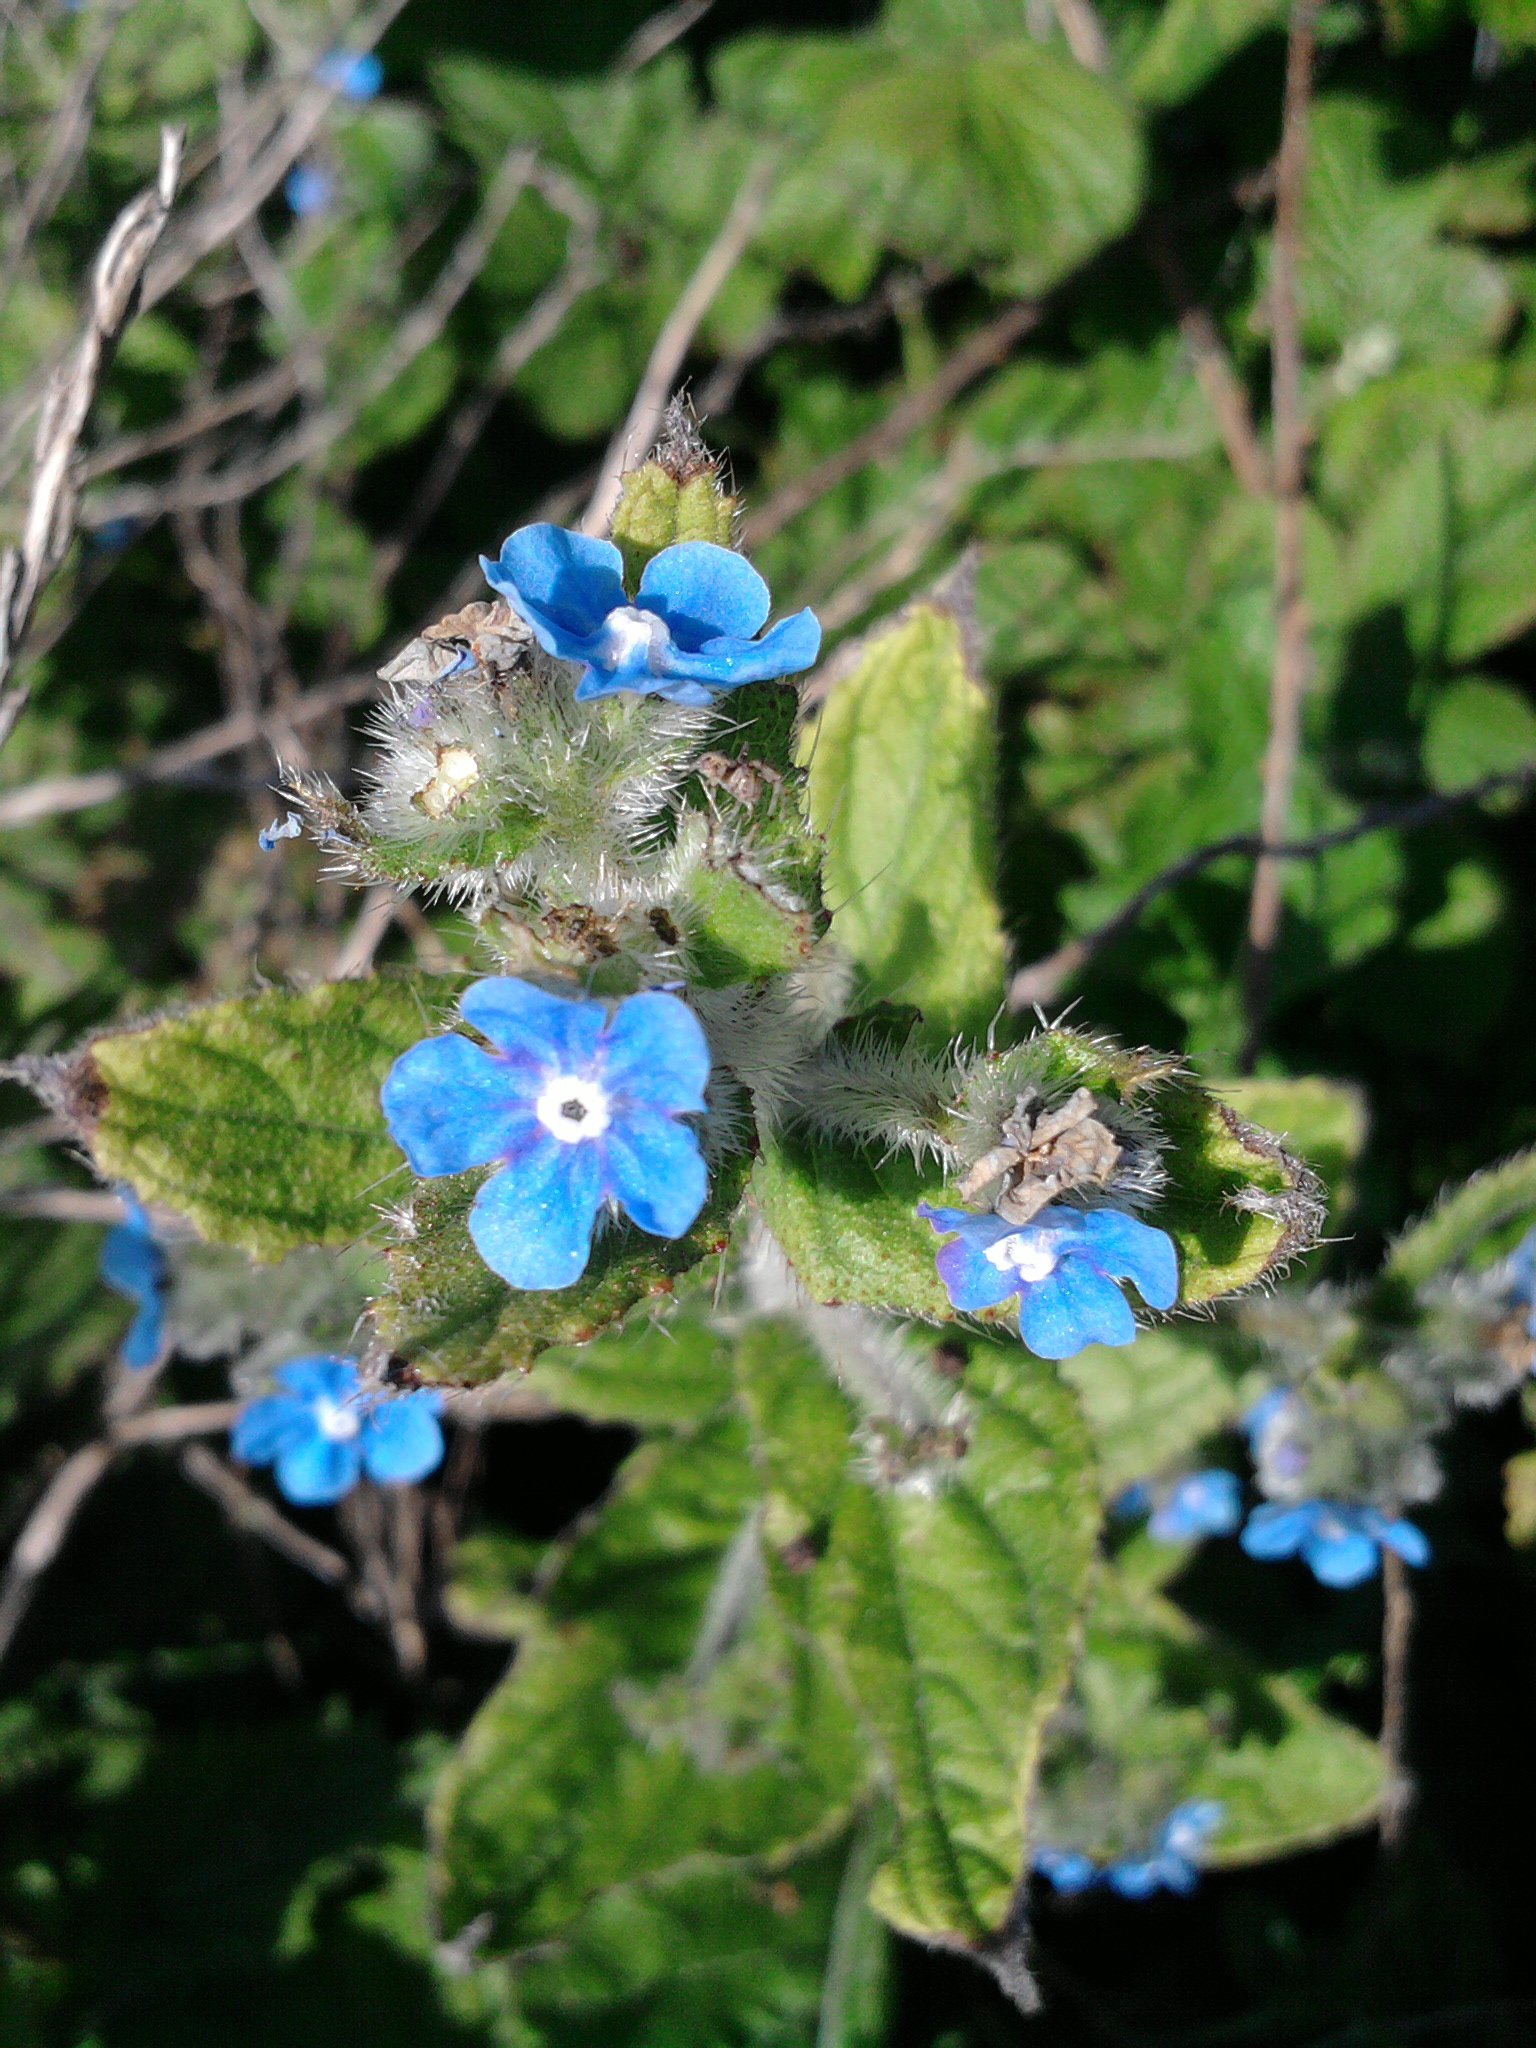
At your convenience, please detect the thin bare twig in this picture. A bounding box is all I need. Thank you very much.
[0,665,374,830]
[180,1442,354,1589]
[0,1186,123,1221]
[742,300,1041,548]
[1148,222,1270,497]
[1239,0,1319,1070]
[616,0,715,72]
[582,151,779,534]
[0,1397,245,1671]
[330,883,400,979]
[0,0,133,307]
[135,0,412,316]
[0,126,183,753]
[1378,1549,1415,1850]
[375,166,604,583]
[1048,0,1111,73]
[693,272,929,419]
[88,141,540,526]
[1006,764,1536,1010]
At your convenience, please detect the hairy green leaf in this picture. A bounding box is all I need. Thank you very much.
[87,974,459,1260]
[802,599,1007,1041]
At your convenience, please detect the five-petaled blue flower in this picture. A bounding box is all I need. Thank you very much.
[381,977,711,1291]
[231,1356,444,1507]
[99,1192,168,1371]
[1147,1468,1243,1543]
[1240,1500,1429,1588]
[316,49,383,100]
[1035,1802,1224,1900]
[481,525,821,708]
[917,1202,1178,1361]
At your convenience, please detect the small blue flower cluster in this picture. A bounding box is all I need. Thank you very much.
[232,1356,443,1507]
[919,1202,1178,1362]
[1146,1467,1243,1543]
[98,1192,168,1371]
[1241,1500,1429,1587]
[1035,1801,1224,1900]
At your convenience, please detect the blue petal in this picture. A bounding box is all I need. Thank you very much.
[362,1393,445,1486]
[1305,1523,1380,1588]
[1239,1502,1316,1560]
[918,1203,1011,1240]
[1370,1514,1430,1567]
[231,1393,314,1467]
[100,1214,166,1301]
[276,1434,363,1507]
[932,1234,1019,1314]
[459,977,607,1073]
[656,609,822,692]
[1160,1801,1223,1857]
[604,1109,708,1239]
[602,991,710,1114]
[1035,1849,1098,1894]
[381,1033,531,1177]
[275,1355,360,1404]
[1077,1209,1179,1311]
[1242,1387,1292,1450]
[317,48,382,99]
[572,666,716,708]
[468,1139,604,1290]
[1105,1859,1162,1900]
[636,543,770,648]
[481,525,626,659]
[1150,1853,1199,1896]
[121,1296,166,1371]
[1019,1259,1136,1360]
[1150,1470,1241,1542]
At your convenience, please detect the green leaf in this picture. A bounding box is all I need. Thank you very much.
[1423,676,1536,792]
[432,1405,865,1955]
[738,1325,1100,1948]
[1382,1148,1536,1292]
[1128,0,1287,107]
[526,1305,736,1429]
[777,44,1144,294]
[752,1133,954,1322]
[442,1529,549,1641]
[1037,1574,1386,1866]
[1057,1323,1252,1497]
[86,974,459,1260]
[1209,1076,1368,1226]
[682,865,816,988]
[376,1152,750,1387]
[802,599,1007,1041]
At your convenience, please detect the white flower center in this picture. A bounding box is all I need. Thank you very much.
[535,1072,612,1145]
[1314,1511,1349,1544]
[984,1230,1059,1284]
[598,605,665,671]
[314,1396,361,1442]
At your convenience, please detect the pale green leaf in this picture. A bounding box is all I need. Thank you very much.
[802,600,1007,1041]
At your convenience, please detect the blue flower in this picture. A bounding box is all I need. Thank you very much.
[917,1202,1178,1361]
[1035,1802,1223,1901]
[284,162,334,217]
[258,811,302,852]
[99,1192,168,1371]
[480,525,821,708]
[231,1356,444,1507]
[316,48,383,100]
[382,977,711,1291]
[1240,1500,1430,1588]
[1241,1386,1294,1451]
[1147,1468,1243,1543]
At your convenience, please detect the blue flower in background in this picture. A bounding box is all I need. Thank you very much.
[1148,1468,1243,1543]
[917,1202,1178,1361]
[284,162,334,217]
[382,977,710,1291]
[1241,1386,1295,1450]
[481,525,821,707]
[1241,1500,1429,1588]
[99,1192,168,1371]
[232,1356,444,1507]
[316,48,383,100]
[1035,1802,1223,1900]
